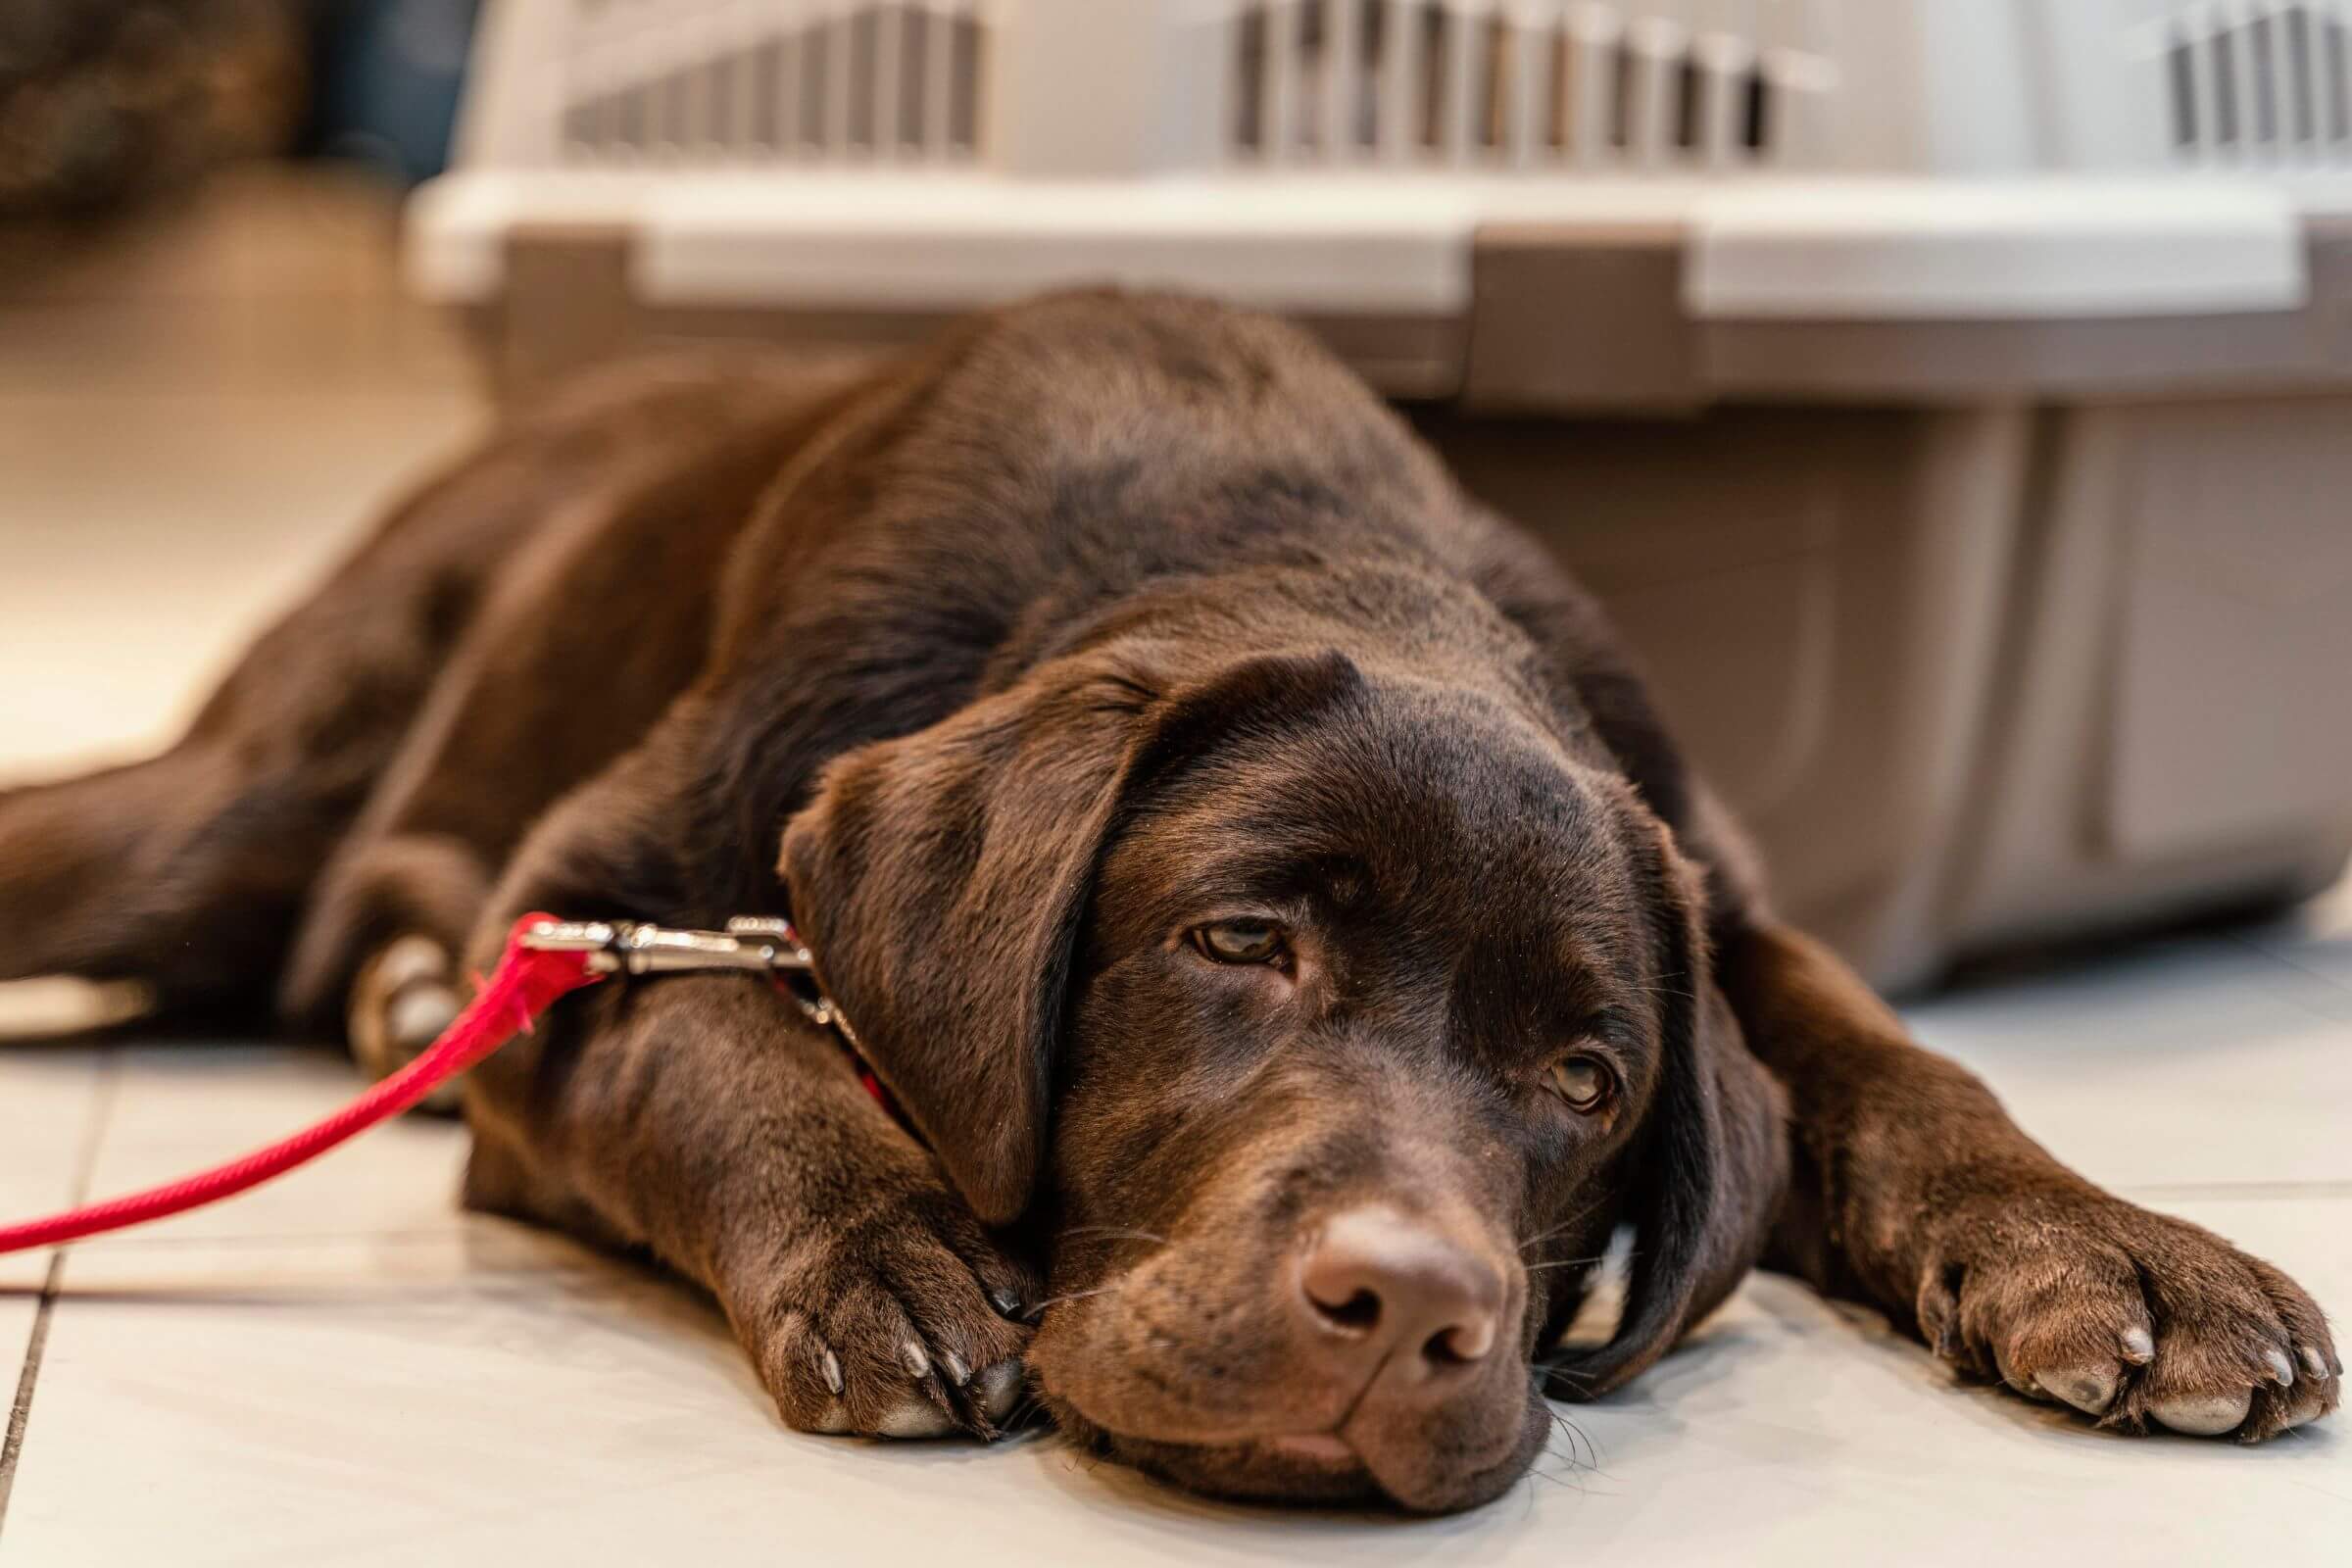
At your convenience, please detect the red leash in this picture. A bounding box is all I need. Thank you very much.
[0,914,602,1256]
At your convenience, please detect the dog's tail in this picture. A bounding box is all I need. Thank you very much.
[0,745,339,1015]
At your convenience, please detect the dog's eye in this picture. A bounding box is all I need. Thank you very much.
[1547,1055,1612,1113]
[1192,920,1286,965]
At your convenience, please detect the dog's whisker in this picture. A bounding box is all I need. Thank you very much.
[1557,1419,1598,1472]
[1524,1462,1579,1492]
[1516,1194,1612,1254]
[1515,1221,1579,1255]
[1539,1360,1600,1392]
[1537,1414,1597,1479]
[1024,1281,1126,1319]
[1527,1373,1601,1471]
[1058,1225,1170,1247]
[1522,1253,1610,1274]
[1541,1416,1584,1470]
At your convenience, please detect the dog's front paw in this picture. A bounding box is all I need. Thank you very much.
[724,1182,1038,1441]
[1915,1183,2338,1441]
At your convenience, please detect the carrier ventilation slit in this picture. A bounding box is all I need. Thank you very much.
[558,0,986,165]
[1229,1,1828,171]
[2163,1,2352,167]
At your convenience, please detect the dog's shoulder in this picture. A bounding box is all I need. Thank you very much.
[690,291,1759,920]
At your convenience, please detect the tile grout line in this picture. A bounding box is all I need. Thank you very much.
[2224,929,2352,1007]
[2119,1178,2352,1202]
[0,1048,122,1546]
[0,1254,63,1535]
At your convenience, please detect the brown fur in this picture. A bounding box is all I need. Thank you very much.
[0,292,2333,1512]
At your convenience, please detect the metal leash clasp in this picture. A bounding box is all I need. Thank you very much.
[519,916,814,977]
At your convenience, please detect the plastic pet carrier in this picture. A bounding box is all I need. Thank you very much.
[409,0,2352,989]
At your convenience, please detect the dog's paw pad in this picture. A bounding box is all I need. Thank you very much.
[348,935,464,1113]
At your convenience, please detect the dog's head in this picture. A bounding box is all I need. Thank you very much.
[779,601,1786,1513]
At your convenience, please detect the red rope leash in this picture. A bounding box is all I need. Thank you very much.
[0,914,602,1256]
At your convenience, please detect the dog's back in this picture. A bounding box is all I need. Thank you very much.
[0,290,1714,1048]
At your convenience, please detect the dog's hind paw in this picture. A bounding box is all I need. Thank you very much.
[348,935,465,1114]
[1915,1184,2339,1441]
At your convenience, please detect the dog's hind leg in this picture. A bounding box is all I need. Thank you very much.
[0,375,682,1017]
[280,359,877,1086]
[1,356,858,1029]
[0,468,521,1018]
[0,753,308,1014]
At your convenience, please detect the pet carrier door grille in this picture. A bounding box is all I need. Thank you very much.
[2156,2,2352,166]
[1229,1,1835,170]
[558,1,986,163]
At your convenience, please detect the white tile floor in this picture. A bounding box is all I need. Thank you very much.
[0,171,2345,1566]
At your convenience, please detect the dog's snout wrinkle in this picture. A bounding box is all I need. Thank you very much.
[1298,1206,1504,1389]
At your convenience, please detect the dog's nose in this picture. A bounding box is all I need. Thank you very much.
[1298,1207,1503,1385]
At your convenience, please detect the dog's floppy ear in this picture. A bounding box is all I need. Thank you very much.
[779,644,1363,1226]
[776,654,1147,1226]
[1550,821,1788,1398]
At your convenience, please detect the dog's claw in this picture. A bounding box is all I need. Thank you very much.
[900,1341,932,1379]
[2300,1345,2332,1382]
[2120,1326,2155,1364]
[941,1349,971,1388]
[2263,1348,2296,1387]
[819,1348,845,1396]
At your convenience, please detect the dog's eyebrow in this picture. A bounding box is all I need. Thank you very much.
[1076,671,1161,714]
[1315,853,1375,908]
[1446,921,1646,1041]
[1580,1004,1646,1049]
[1146,848,1337,910]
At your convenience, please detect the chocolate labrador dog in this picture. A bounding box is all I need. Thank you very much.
[0,292,2335,1511]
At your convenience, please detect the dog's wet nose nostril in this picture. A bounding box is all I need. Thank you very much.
[1304,1282,1383,1335]
[1298,1206,1503,1385]
[1425,1315,1494,1365]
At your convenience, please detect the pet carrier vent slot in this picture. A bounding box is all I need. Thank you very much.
[2162,1,2352,166]
[1230,2,1822,172]
[560,1,984,165]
